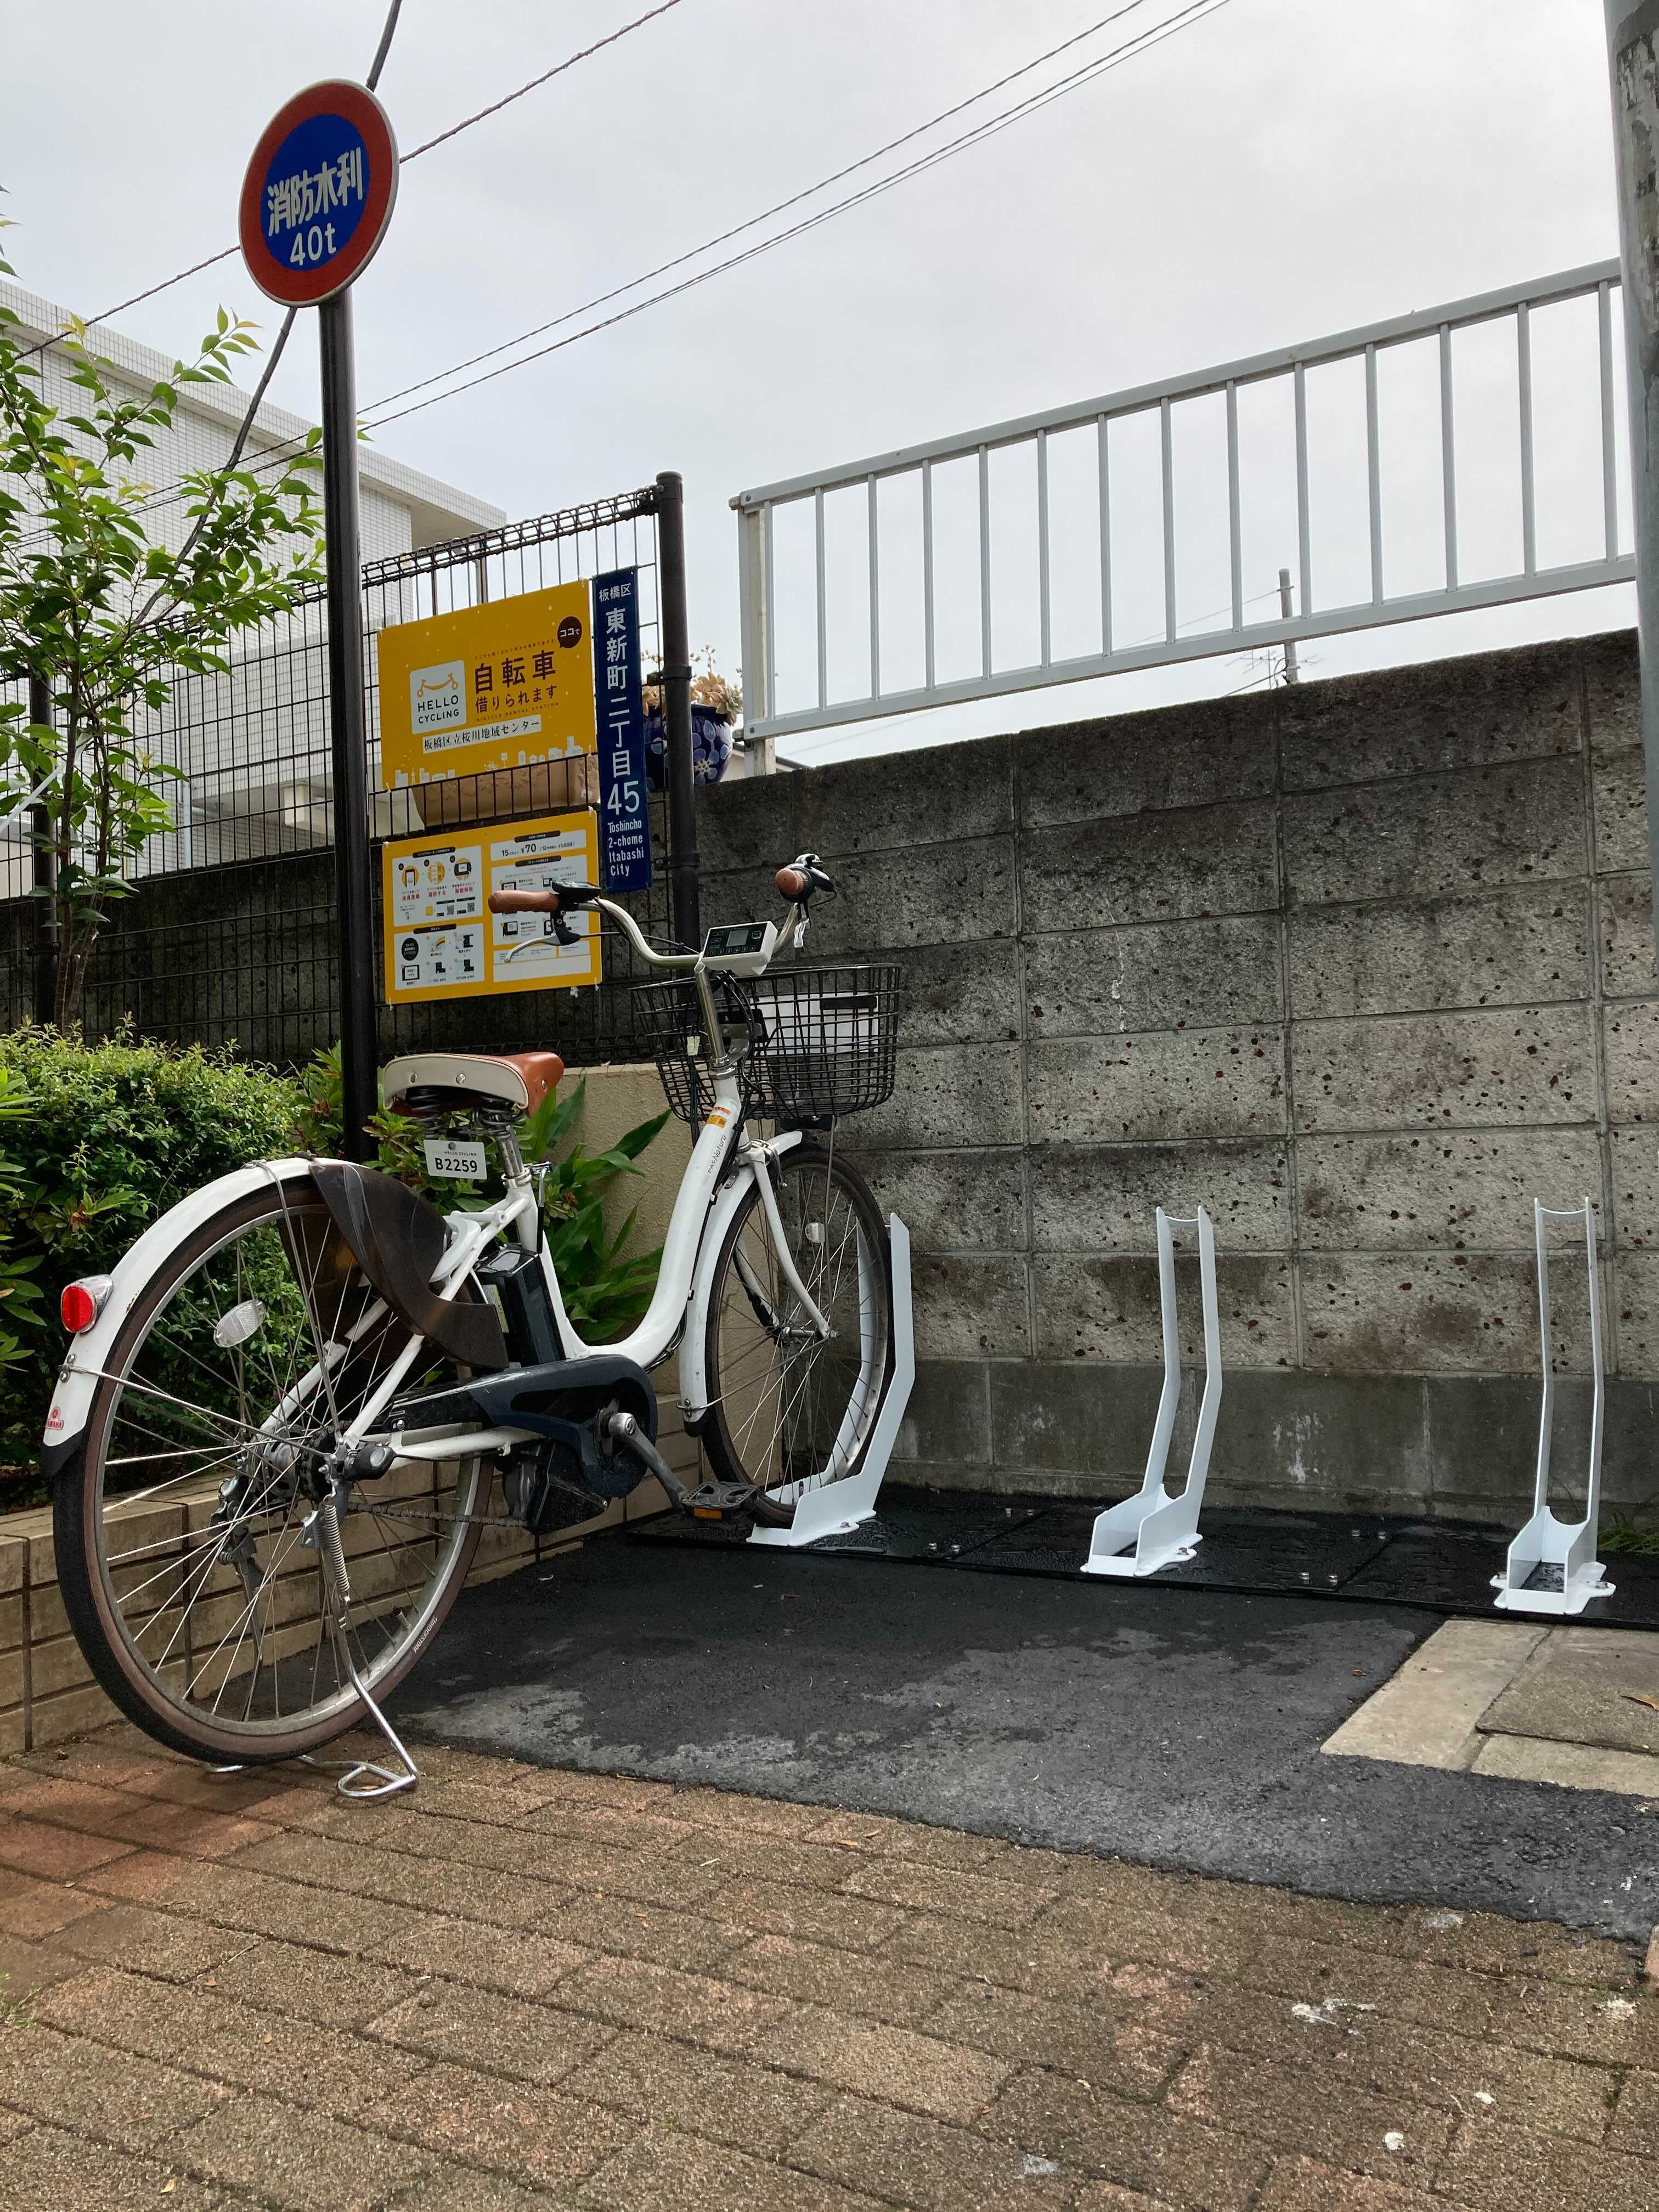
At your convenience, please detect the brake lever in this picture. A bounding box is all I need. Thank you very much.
[500,911,579,963]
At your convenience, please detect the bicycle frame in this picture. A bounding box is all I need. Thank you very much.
[382,891,835,1453]
[44,891,834,1482]
[375,1084,821,1463]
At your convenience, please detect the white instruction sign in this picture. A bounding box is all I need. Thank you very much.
[380,809,601,1003]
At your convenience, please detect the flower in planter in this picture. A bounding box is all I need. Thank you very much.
[641,648,741,786]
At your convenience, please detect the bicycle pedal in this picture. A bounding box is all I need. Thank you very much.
[680,1479,760,1522]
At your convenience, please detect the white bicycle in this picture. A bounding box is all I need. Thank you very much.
[43,855,899,1776]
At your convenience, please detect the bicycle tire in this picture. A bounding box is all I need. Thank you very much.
[53,1175,486,1767]
[699,1143,891,1525]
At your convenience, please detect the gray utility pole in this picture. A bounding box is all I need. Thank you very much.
[1605,2,1659,952]
[1277,568,1299,686]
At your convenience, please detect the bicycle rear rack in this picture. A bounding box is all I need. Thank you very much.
[1083,1206,1222,1579]
[1492,1197,1614,1618]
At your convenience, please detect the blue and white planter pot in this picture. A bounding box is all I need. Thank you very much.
[644,707,732,788]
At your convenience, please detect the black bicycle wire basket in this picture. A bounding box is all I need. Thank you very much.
[634,963,903,1128]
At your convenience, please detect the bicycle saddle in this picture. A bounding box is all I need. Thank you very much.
[382,1049,564,1118]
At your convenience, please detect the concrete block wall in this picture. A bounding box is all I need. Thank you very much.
[695,629,1659,1523]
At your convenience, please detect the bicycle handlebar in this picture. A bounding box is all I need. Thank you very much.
[487,888,562,915]
[487,854,834,975]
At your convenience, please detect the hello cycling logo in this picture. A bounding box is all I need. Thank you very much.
[409,661,467,734]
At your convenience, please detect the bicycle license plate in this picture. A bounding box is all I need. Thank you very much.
[422,1138,487,1181]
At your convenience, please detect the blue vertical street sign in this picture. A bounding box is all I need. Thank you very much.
[594,568,653,895]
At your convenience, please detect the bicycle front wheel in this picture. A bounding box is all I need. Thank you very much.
[701,1142,890,1524]
[53,1174,486,1767]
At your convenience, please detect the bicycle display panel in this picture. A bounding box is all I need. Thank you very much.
[701,920,778,976]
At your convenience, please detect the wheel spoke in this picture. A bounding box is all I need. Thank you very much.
[69,1187,494,1757]
[708,1154,888,1508]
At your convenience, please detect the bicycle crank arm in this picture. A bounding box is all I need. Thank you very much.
[603,1411,690,1507]
[602,1412,763,1525]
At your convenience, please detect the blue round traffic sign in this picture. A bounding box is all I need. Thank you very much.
[239,81,398,306]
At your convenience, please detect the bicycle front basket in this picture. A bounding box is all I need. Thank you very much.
[633,962,902,1127]
[747,963,902,1124]
[633,974,767,1126]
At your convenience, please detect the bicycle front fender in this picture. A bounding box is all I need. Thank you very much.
[677,1129,805,1427]
[41,1155,334,1476]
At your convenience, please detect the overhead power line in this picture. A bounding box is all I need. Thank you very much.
[366,0,404,92]
[21,0,1234,528]
[15,0,687,356]
[364,0,1166,416]
[363,0,1235,433]
[398,0,685,159]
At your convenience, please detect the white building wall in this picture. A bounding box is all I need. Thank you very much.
[1,281,500,896]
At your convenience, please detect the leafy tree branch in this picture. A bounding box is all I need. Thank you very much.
[0,216,325,1023]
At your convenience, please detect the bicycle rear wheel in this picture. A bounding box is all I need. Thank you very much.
[53,1175,486,1766]
[700,1143,890,1524]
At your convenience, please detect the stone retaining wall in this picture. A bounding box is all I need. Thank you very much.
[7,631,1654,1537]
[696,629,1659,1524]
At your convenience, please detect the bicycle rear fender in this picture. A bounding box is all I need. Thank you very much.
[677,1128,804,1428]
[41,1155,328,1476]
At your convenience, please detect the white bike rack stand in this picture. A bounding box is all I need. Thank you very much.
[1082,1206,1222,1579]
[749,1215,914,1549]
[1492,1197,1614,1618]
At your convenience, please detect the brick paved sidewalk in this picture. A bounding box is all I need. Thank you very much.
[0,1726,1656,2211]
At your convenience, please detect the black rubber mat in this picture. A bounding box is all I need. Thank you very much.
[627,1483,1659,1630]
[628,1483,1050,1560]
[1340,1521,1517,1613]
[804,1497,1042,1560]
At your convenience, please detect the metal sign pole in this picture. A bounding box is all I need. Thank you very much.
[1605,1,1659,964]
[240,78,399,1159]
[319,291,377,1159]
[655,470,701,948]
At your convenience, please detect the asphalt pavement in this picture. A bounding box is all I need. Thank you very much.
[392,1529,1659,1940]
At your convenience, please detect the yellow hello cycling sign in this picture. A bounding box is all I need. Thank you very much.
[375,582,596,789]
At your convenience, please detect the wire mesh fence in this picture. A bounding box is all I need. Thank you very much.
[0,489,682,1069]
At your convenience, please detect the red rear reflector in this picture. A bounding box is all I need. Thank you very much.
[61,1282,100,1333]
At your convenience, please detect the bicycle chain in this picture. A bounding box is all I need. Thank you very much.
[349,1499,522,1534]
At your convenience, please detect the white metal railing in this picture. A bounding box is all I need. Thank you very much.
[733,261,1633,747]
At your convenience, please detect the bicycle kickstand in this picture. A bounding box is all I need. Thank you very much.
[304,1488,420,1800]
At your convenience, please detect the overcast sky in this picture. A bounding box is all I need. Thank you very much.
[2,1,1631,760]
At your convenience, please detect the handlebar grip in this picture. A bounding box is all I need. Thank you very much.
[488,888,560,915]
[775,866,810,900]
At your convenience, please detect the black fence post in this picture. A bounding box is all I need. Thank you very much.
[655,470,701,950]
[26,670,57,1027]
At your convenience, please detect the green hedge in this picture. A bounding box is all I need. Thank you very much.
[0,1029,668,1504]
[0,1028,297,1476]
